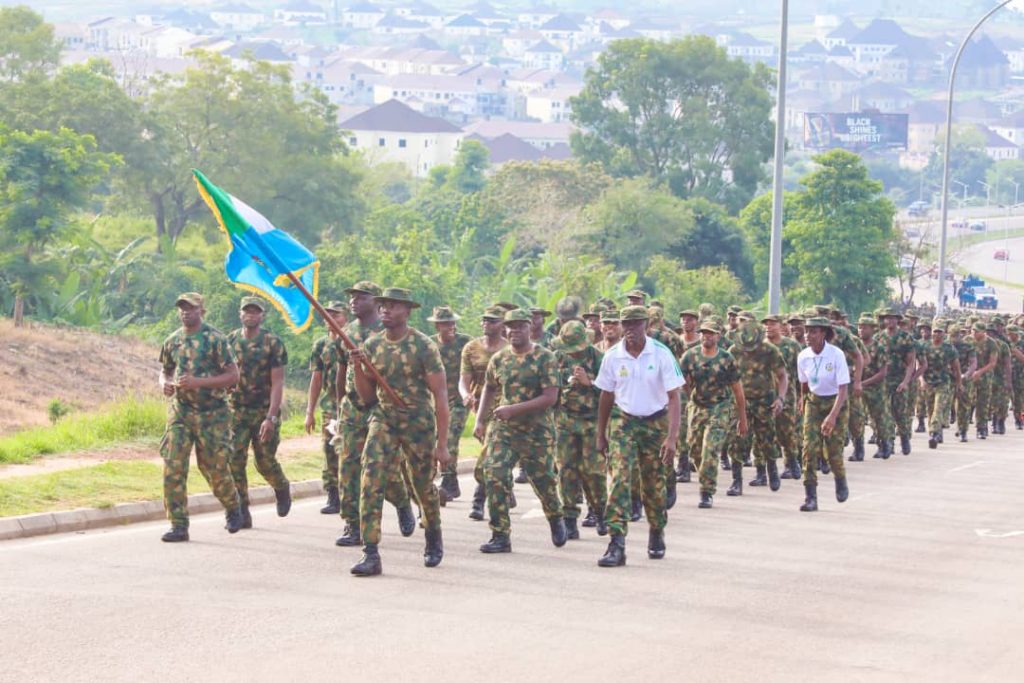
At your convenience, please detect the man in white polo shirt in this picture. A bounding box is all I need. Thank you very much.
[797,316,851,512]
[594,305,684,567]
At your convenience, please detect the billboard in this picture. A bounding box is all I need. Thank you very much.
[803,113,909,152]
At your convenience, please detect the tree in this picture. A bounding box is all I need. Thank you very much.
[985,159,1024,206]
[447,139,489,194]
[671,197,754,290]
[0,6,61,83]
[739,191,799,296]
[570,36,775,212]
[0,127,118,325]
[645,257,746,315]
[785,150,897,315]
[924,125,992,204]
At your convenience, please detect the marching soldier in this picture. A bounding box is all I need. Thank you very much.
[920,323,961,449]
[879,308,917,455]
[428,306,471,503]
[763,314,803,478]
[855,315,892,459]
[306,301,347,514]
[951,325,978,443]
[972,322,1000,440]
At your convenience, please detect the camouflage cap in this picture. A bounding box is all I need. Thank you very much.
[992,316,1006,327]
[931,324,946,334]
[647,306,664,322]
[325,300,348,313]
[904,311,920,321]
[857,314,878,327]
[600,309,621,322]
[737,310,756,322]
[814,304,833,316]
[1007,325,1022,334]
[625,289,648,301]
[529,306,553,318]
[699,320,723,334]
[426,305,461,322]
[502,309,532,325]
[494,301,519,312]
[555,295,583,320]
[481,306,505,321]
[558,320,590,353]
[727,305,742,315]
[344,280,382,297]
[805,316,833,329]
[738,320,765,348]
[175,292,203,307]
[972,322,988,332]
[619,305,649,322]
[679,309,699,319]
[374,287,421,309]
[760,314,781,324]
[916,318,933,328]
[596,297,616,309]
[698,303,715,318]
[582,303,605,319]
[876,307,903,320]
[786,313,805,324]
[239,295,266,311]
[649,299,664,309]
[832,307,847,319]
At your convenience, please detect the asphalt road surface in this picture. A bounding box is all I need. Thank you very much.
[2,428,1023,682]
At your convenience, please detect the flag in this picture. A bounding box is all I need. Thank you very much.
[192,170,319,333]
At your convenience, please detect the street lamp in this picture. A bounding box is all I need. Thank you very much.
[951,179,969,203]
[938,0,1016,314]
[766,0,789,314]
[978,180,991,207]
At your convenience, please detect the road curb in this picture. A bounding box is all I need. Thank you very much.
[0,458,476,542]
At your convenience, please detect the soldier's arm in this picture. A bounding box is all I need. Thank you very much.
[183,363,239,390]
[864,362,887,388]
[459,372,475,408]
[596,390,614,453]
[336,360,347,408]
[305,370,322,432]
[500,386,559,419]
[899,349,916,390]
[426,370,451,460]
[952,358,962,386]
[268,366,285,420]
[731,382,748,435]
[473,384,496,442]
[852,347,864,392]
[913,352,928,382]
[349,347,377,406]
[774,366,788,408]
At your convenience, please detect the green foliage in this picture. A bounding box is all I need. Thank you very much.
[0,6,61,82]
[645,257,746,315]
[47,398,71,425]
[739,192,799,295]
[447,139,489,194]
[571,36,775,213]
[924,124,993,202]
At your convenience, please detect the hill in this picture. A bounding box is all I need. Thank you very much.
[0,319,161,435]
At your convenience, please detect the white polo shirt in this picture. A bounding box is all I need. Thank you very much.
[797,342,850,397]
[595,337,685,417]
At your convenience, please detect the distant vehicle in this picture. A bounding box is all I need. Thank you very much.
[908,201,930,217]
[969,220,987,231]
[951,219,968,229]
[994,249,1009,261]
[899,255,917,272]
[905,227,922,238]
[973,286,998,310]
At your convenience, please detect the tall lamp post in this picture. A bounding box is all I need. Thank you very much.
[767,0,789,314]
[937,0,1015,313]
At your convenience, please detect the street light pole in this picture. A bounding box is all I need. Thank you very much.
[767,0,789,314]
[978,180,991,208]
[938,0,1015,314]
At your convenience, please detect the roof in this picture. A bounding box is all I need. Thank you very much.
[466,133,542,163]
[526,39,562,54]
[828,44,853,57]
[408,34,442,50]
[976,124,1015,148]
[376,15,428,29]
[214,3,261,13]
[222,41,293,61]
[796,61,860,82]
[540,14,582,32]
[901,100,945,125]
[794,39,827,55]
[446,14,485,28]
[855,81,912,99]
[729,31,770,47]
[886,36,938,62]
[954,98,1002,121]
[826,18,860,40]
[462,119,573,140]
[993,109,1024,128]
[284,0,326,11]
[340,99,462,133]
[850,18,909,46]
[406,2,441,15]
[953,35,1008,69]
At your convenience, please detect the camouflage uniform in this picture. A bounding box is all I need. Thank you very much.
[648,320,685,488]
[433,331,472,477]
[953,335,977,436]
[774,334,804,467]
[882,328,916,440]
[727,323,784,470]
[1010,332,1024,426]
[309,334,344,494]
[831,325,861,433]
[921,340,958,435]
[802,395,849,485]
[847,333,869,443]
[359,328,445,547]
[159,323,240,528]
[991,335,1011,424]
[974,334,998,434]
[482,344,564,536]
[681,346,740,497]
[337,319,410,529]
[227,328,289,505]
[862,334,894,444]
[461,336,506,483]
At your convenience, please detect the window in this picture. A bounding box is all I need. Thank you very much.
[398,139,407,148]
[349,137,357,146]
[378,138,385,146]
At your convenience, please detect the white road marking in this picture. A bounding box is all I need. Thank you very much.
[946,461,986,475]
[975,529,1024,539]
[521,507,545,520]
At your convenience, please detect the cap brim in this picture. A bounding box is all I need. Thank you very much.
[373,297,421,309]
[427,316,460,322]
[561,341,588,353]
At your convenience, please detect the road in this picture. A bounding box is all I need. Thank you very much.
[2,429,1024,682]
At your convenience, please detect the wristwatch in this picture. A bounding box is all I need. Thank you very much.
[265,415,280,425]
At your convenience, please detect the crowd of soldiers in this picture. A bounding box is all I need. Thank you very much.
[155,284,1024,575]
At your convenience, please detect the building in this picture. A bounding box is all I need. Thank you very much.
[525,86,577,123]
[342,2,385,29]
[523,40,564,70]
[462,119,573,150]
[517,5,560,30]
[877,37,939,85]
[722,31,777,65]
[340,99,464,177]
[443,14,487,37]
[977,124,1019,161]
[823,18,860,50]
[793,62,861,101]
[950,35,1009,90]
[847,18,912,72]
[850,81,913,113]
[274,1,329,26]
[539,14,583,52]
[209,4,265,31]
[372,14,429,35]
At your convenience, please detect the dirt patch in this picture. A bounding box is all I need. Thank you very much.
[0,319,161,435]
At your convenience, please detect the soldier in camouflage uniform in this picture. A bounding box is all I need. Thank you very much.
[951,325,978,442]
[796,317,851,512]
[306,301,347,514]
[989,318,1012,434]
[914,319,933,433]
[727,318,787,495]
[594,306,683,567]
[227,296,291,529]
[764,314,804,478]
[879,308,918,455]
[582,304,605,346]
[530,306,554,347]
[1008,325,1024,429]
[855,315,893,459]
[674,309,702,482]
[552,320,608,539]
[681,319,747,510]
[920,324,961,449]
[461,306,508,521]
[474,309,567,554]
[597,309,622,353]
[646,306,684,507]
[158,292,243,542]
[334,282,413,548]
[972,323,1000,440]
[428,306,471,504]
[348,288,452,577]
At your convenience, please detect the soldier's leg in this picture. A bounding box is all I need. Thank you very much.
[579,419,607,514]
[692,408,716,496]
[397,412,441,533]
[1013,380,1024,426]
[250,411,288,491]
[825,402,850,476]
[975,377,991,434]
[849,393,865,442]
[557,418,583,519]
[915,382,929,420]
[676,398,690,476]
[606,417,639,536]
[702,404,734,495]
[956,382,973,435]
[359,417,401,547]
[228,408,256,505]
[637,418,667,530]
[321,411,339,495]
[777,402,798,460]
[445,405,467,478]
[995,384,1010,422]
[193,406,241,512]
[801,400,822,488]
[484,432,515,536]
[160,407,195,528]
[890,385,911,439]
[521,433,563,521]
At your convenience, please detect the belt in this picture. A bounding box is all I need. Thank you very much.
[620,407,667,421]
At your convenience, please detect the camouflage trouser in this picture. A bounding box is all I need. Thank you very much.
[229,406,288,505]
[1013,372,1024,423]
[556,413,607,518]
[887,381,912,439]
[905,380,919,434]
[337,397,409,527]
[160,402,239,529]
[862,384,893,443]
[915,380,929,420]
[484,426,562,535]
[777,398,802,462]
[802,393,849,486]
[689,400,736,496]
[991,380,1009,421]
[606,413,668,537]
[359,409,441,547]
[848,392,866,440]
[925,382,952,434]
[676,395,689,467]
[320,411,338,493]
[974,375,992,429]
[443,403,468,477]
[728,395,779,468]
[956,380,976,434]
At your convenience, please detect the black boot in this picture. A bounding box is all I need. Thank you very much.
[565,516,580,540]
[550,517,568,547]
[900,434,912,455]
[350,544,382,576]
[581,507,597,527]
[161,526,189,543]
[937,430,943,444]
[799,482,818,512]
[698,491,713,509]
[240,502,253,529]
[960,430,968,442]
[396,504,416,537]
[868,433,876,445]
[928,432,938,449]
[595,507,609,536]
[998,418,1007,435]
[749,464,767,487]
[666,475,677,510]
[515,467,528,484]
[597,535,626,567]
[469,482,485,521]
[790,457,802,479]
[767,459,781,492]
[721,452,731,471]
[479,532,511,553]
[423,528,443,567]
[630,497,642,522]
[849,437,865,462]
[440,473,461,501]
[820,456,831,475]
[647,528,666,560]
[225,506,243,534]
[915,417,926,433]
[835,476,849,503]
[320,487,340,515]
[335,523,361,547]
[275,486,292,517]
[1016,418,1023,430]
[676,456,691,483]
[977,426,987,440]
[781,457,796,479]
[727,466,742,496]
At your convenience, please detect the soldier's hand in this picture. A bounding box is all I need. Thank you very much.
[896,381,908,393]
[176,374,199,390]
[434,444,453,467]
[473,421,486,443]
[659,439,676,465]
[259,418,275,443]
[772,397,784,416]
[492,405,515,421]
[304,412,316,434]
[821,415,837,437]
[737,416,749,437]
[853,380,863,398]
[162,381,176,397]
[596,434,609,455]
[572,366,592,387]
[348,348,366,365]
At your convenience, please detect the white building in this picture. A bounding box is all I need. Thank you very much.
[209,4,266,31]
[342,2,385,29]
[525,86,577,123]
[373,15,429,35]
[274,1,329,26]
[340,99,464,177]
[523,40,564,70]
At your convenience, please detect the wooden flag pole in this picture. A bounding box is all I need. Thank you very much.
[283,271,407,410]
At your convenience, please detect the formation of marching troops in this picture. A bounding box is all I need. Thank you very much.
[156,285,1024,575]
